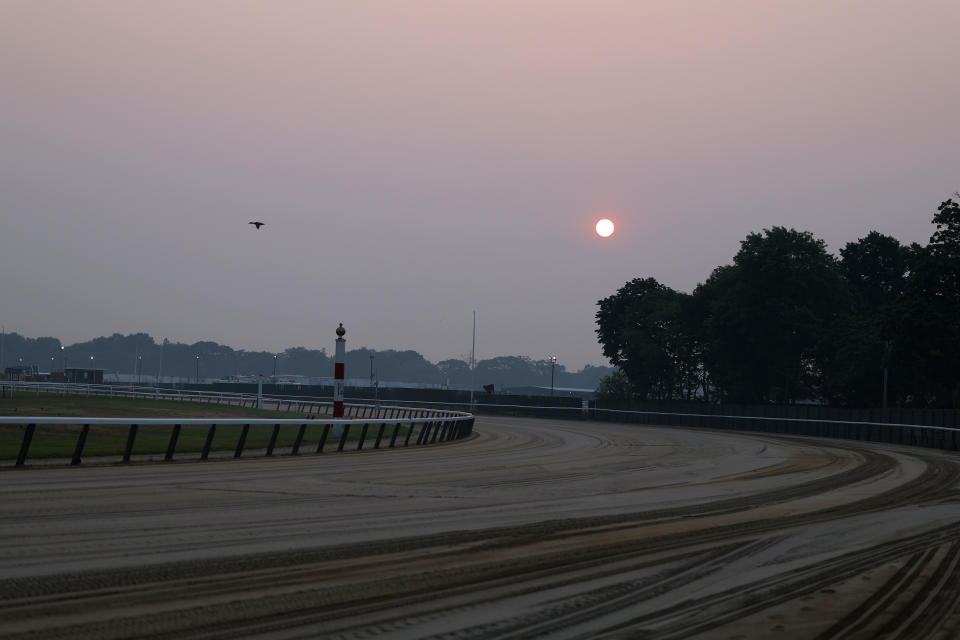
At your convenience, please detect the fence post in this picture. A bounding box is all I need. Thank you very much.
[291,423,307,454]
[404,422,416,446]
[266,424,280,456]
[201,424,216,460]
[357,423,369,450]
[234,424,250,457]
[71,424,90,466]
[16,424,36,467]
[165,424,182,460]
[122,424,138,462]
[389,423,401,447]
[317,424,330,453]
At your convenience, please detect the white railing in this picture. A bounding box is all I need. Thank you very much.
[6,381,956,454]
[0,381,474,467]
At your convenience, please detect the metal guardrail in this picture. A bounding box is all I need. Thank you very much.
[586,407,960,451]
[0,381,313,409]
[0,382,475,467]
[4,382,957,453]
[247,395,960,452]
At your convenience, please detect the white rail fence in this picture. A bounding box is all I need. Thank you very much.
[0,381,474,467]
[3,382,958,460]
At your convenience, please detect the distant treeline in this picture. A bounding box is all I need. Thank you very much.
[596,196,960,408]
[0,331,612,391]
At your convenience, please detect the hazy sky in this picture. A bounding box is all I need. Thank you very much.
[2,1,958,369]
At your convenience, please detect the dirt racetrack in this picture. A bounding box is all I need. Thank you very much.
[1,415,959,639]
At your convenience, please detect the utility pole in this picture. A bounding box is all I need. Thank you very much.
[882,367,889,419]
[882,340,890,422]
[370,354,378,409]
[470,311,476,408]
[157,339,165,384]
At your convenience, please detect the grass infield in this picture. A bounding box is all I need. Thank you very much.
[0,395,408,460]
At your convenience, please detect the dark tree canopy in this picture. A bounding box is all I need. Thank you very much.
[596,197,960,408]
[839,231,914,314]
[596,278,704,401]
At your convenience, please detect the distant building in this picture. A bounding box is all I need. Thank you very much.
[3,365,40,380]
[63,368,104,384]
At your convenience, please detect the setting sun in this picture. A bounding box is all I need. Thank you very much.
[595,218,615,238]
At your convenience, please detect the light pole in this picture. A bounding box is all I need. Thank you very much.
[60,345,66,370]
[469,311,476,408]
[549,355,557,396]
[272,354,278,382]
[195,355,200,384]
[137,355,142,385]
[157,339,165,384]
[370,354,378,408]
[882,340,890,422]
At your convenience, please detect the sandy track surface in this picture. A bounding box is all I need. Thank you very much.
[1,416,958,639]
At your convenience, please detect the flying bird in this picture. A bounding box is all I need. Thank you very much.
[249,221,265,229]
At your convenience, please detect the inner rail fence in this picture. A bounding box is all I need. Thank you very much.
[0,382,474,467]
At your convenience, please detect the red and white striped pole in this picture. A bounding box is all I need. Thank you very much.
[333,323,346,417]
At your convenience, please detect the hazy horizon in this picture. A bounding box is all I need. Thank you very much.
[3,1,958,369]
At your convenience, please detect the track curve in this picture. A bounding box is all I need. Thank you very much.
[1,416,958,639]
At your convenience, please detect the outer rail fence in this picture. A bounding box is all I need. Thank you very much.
[0,381,578,418]
[409,402,959,452]
[586,407,960,452]
[0,381,470,420]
